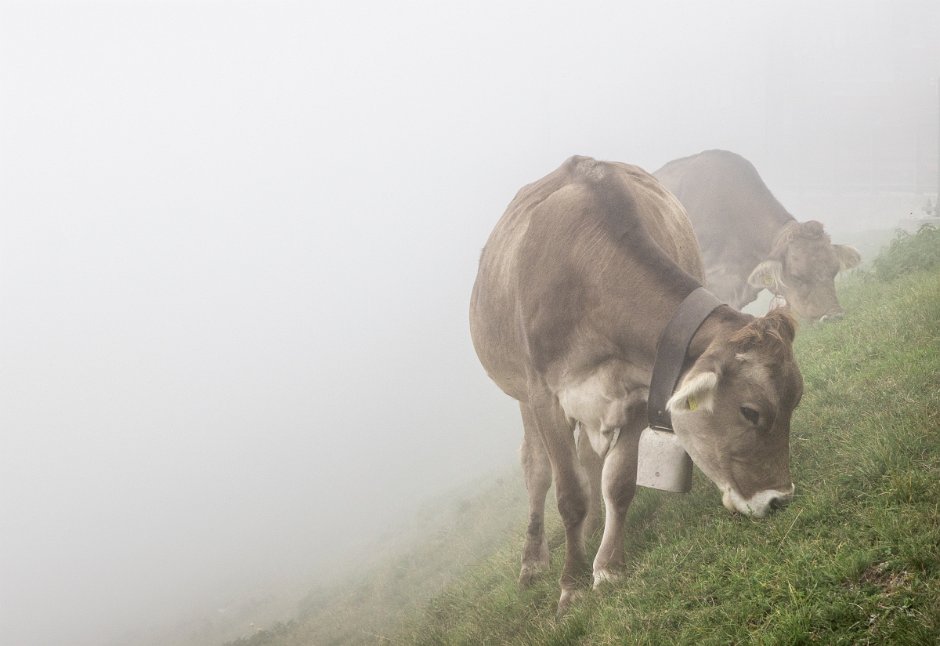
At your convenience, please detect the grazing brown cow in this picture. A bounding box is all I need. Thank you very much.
[470,156,803,615]
[654,150,860,321]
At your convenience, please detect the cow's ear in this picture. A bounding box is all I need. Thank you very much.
[833,244,861,271]
[747,260,784,291]
[667,371,718,415]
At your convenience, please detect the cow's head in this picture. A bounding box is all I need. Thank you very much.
[746,220,860,322]
[667,309,802,517]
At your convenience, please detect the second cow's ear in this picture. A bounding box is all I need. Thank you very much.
[747,260,784,292]
[833,244,861,271]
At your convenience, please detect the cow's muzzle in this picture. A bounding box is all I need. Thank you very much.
[818,308,845,323]
[723,484,795,518]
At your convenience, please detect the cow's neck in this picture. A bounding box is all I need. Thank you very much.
[603,272,697,365]
[762,210,798,257]
[592,240,748,380]
[649,293,750,375]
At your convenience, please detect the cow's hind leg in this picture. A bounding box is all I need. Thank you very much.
[519,403,552,587]
[527,399,591,616]
[592,416,641,587]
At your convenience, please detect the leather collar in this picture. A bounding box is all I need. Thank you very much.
[647,287,723,431]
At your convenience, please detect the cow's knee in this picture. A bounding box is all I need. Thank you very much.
[557,490,587,528]
[526,512,544,538]
[606,479,636,514]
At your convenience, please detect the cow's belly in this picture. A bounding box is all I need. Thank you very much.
[484,365,529,402]
[469,302,530,401]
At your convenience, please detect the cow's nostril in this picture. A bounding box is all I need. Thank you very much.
[769,496,789,511]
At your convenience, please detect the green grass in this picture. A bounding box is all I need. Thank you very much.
[230,227,940,645]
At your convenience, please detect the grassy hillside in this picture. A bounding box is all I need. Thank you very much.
[226,470,531,646]
[232,227,939,645]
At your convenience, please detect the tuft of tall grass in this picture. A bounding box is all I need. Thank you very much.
[871,224,940,280]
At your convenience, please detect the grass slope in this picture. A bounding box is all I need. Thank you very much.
[227,471,531,646]
[394,229,940,645]
[232,228,939,645]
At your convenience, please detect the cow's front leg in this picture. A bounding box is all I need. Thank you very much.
[592,421,640,587]
[531,400,591,616]
[576,425,604,541]
[518,403,552,587]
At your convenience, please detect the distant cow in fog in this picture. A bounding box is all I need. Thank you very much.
[654,150,861,321]
[470,156,802,615]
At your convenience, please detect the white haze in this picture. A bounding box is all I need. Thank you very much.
[1,1,937,645]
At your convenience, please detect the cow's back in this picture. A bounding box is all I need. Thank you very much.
[470,156,703,401]
[655,150,790,249]
[654,150,793,304]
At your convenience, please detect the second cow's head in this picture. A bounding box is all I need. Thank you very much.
[747,220,860,322]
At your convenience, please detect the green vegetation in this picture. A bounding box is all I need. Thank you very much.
[871,225,940,280]
[231,227,939,645]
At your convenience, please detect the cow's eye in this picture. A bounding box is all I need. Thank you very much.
[740,406,760,425]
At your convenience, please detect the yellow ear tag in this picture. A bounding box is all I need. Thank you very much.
[763,275,773,287]
[688,395,698,411]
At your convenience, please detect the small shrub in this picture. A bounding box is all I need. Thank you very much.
[871,225,940,280]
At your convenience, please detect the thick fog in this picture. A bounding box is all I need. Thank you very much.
[1,1,938,645]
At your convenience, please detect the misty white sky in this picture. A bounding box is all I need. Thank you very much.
[1,2,938,645]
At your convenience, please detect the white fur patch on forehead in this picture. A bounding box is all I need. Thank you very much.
[734,351,773,386]
[667,371,718,415]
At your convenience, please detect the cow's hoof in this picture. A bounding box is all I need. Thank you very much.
[518,564,544,588]
[555,588,583,618]
[519,544,550,588]
[592,568,621,589]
